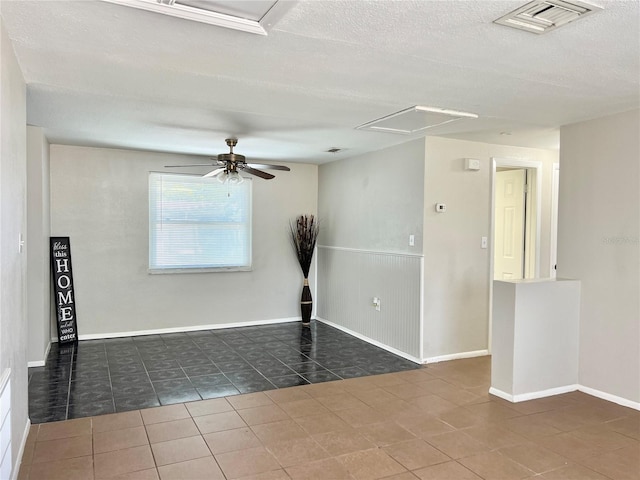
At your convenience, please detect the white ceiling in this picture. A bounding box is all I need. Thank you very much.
[1,0,638,164]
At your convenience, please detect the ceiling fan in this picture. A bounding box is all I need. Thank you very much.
[165,138,290,184]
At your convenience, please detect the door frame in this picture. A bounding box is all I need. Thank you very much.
[550,163,560,278]
[488,157,542,352]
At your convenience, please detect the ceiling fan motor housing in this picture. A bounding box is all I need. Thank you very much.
[219,138,245,171]
[218,152,245,172]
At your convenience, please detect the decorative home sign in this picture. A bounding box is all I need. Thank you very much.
[50,237,78,343]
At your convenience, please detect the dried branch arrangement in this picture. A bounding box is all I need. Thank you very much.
[290,214,319,278]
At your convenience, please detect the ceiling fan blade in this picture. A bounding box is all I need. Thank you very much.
[242,166,275,180]
[246,163,290,171]
[164,163,216,168]
[203,168,224,178]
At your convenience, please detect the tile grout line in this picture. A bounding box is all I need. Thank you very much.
[141,410,160,478]
[103,341,117,418]
[63,343,76,421]
[136,338,163,410]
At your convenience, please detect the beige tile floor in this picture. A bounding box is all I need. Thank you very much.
[19,357,640,479]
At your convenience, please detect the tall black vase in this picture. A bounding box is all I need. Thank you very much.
[301,277,312,325]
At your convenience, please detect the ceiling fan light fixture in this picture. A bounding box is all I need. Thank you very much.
[227,171,244,185]
[216,170,244,185]
[215,170,228,184]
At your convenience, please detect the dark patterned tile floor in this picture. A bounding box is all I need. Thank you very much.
[28,320,419,423]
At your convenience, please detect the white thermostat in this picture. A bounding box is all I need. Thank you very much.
[435,203,446,213]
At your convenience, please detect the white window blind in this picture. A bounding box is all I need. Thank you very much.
[149,172,252,272]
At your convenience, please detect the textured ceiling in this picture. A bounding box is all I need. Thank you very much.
[1,0,638,164]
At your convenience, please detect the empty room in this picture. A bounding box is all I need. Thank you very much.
[0,0,638,479]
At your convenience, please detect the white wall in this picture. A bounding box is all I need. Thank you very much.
[318,139,425,254]
[26,126,50,365]
[317,140,425,359]
[49,145,317,337]
[558,109,640,405]
[317,136,558,362]
[0,14,29,476]
[491,279,580,400]
[422,137,558,360]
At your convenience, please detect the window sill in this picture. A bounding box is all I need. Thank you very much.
[148,266,252,274]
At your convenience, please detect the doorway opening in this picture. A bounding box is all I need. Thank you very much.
[491,158,542,281]
[488,157,542,352]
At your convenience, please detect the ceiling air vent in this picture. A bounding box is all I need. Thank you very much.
[494,0,602,34]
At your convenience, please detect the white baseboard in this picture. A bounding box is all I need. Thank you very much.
[27,342,51,368]
[489,385,579,403]
[490,384,639,411]
[77,317,301,340]
[578,385,640,411]
[315,317,421,364]
[423,349,489,364]
[488,387,514,402]
[12,418,30,480]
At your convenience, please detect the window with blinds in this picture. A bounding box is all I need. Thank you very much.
[149,172,252,273]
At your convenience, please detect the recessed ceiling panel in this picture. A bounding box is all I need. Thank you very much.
[356,106,478,135]
[101,0,295,35]
[176,0,277,22]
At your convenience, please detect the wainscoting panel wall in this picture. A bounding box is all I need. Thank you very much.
[0,369,12,480]
[317,246,422,360]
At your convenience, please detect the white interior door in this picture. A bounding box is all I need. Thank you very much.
[494,169,526,280]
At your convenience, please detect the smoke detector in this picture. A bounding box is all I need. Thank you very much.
[494,0,603,34]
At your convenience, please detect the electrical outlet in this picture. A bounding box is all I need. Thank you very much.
[373,297,381,311]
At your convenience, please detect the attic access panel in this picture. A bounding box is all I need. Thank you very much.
[101,0,295,35]
[174,0,275,21]
[356,106,478,135]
